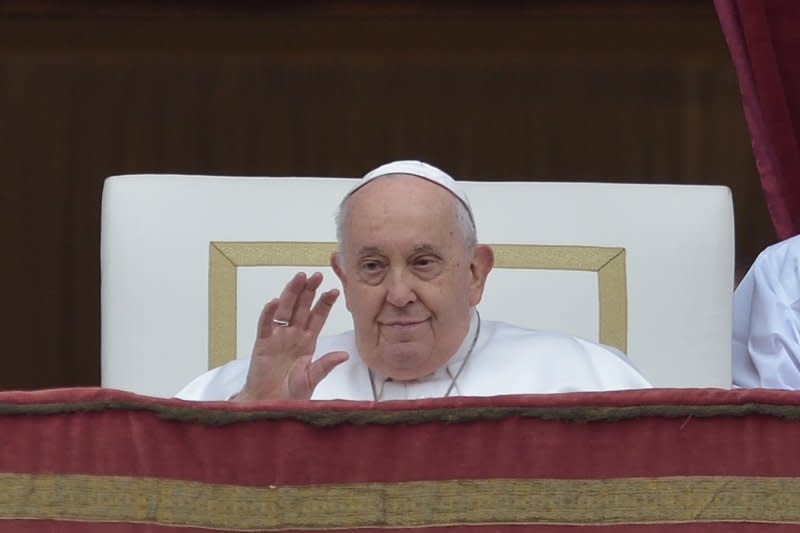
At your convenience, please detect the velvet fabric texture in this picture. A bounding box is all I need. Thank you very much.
[715,0,800,239]
[1,387,800,531]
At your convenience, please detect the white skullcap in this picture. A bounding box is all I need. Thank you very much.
[347,160,474,225]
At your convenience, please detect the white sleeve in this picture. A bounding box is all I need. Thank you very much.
[174,359,249,401]
[732,236,800,388]
[575,338,653,390]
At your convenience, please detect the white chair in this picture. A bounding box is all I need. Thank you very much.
[101,174,734,397]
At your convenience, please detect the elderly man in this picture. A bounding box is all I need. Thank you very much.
[177,160,651,401]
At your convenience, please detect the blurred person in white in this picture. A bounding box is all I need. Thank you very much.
[177,160,651,401]
[733,234,800,388]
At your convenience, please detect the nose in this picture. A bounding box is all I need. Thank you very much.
[385,269,417,308]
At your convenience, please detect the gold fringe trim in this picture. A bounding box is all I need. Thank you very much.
[4,399,800,426]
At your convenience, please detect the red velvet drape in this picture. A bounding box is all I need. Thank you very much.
[715,0,800,240]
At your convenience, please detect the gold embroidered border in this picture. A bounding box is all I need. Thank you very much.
[1,474,797,530]
[209,242,626,370]
[491,244,626,354]
[208,242,336,370]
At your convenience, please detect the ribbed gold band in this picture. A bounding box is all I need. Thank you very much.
[1,473,797,530]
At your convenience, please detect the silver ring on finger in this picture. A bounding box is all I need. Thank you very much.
[272,318,290,327]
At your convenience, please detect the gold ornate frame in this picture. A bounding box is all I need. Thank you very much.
[208,242,626,369]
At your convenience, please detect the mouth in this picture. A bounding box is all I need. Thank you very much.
[380,318,429,332]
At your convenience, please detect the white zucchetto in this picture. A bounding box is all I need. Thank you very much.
[347,160,474,226]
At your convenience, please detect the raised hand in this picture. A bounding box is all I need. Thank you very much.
[233,272,349,401]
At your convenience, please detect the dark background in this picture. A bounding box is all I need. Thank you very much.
[0,0,773,390]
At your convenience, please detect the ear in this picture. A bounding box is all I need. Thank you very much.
[330,251,352,312]
[468,244,494,307]
[330,251,346,284]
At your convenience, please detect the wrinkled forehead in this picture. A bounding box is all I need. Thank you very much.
[339,175,473,260]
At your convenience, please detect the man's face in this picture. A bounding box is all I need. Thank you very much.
[331,174,492,380]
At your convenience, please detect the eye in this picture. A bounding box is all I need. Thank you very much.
[359,258,387,277]
[362,260,383,272]
[411,255,443,279]
[357,258,387,285]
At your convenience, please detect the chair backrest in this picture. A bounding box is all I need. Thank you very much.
[101,174,735,397]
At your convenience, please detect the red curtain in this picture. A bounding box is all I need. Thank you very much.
[715,0,800,240]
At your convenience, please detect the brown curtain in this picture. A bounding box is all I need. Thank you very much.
[715,0,800,240]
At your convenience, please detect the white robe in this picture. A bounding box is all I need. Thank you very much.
[177,311,652,401]
[733,234,800,388]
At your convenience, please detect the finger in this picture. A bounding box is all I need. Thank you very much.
[306,288,340,338]
[292,272,323,330]
[274,272,307,324]
[255,298,280,339]
[307,351,349,390]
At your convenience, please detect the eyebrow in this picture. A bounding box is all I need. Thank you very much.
[410,244,440,255]
[355,246,384,257]
[355,244,441,257]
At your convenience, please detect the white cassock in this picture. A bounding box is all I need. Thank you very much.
[733,234,800,388]
[176,309,652,401]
